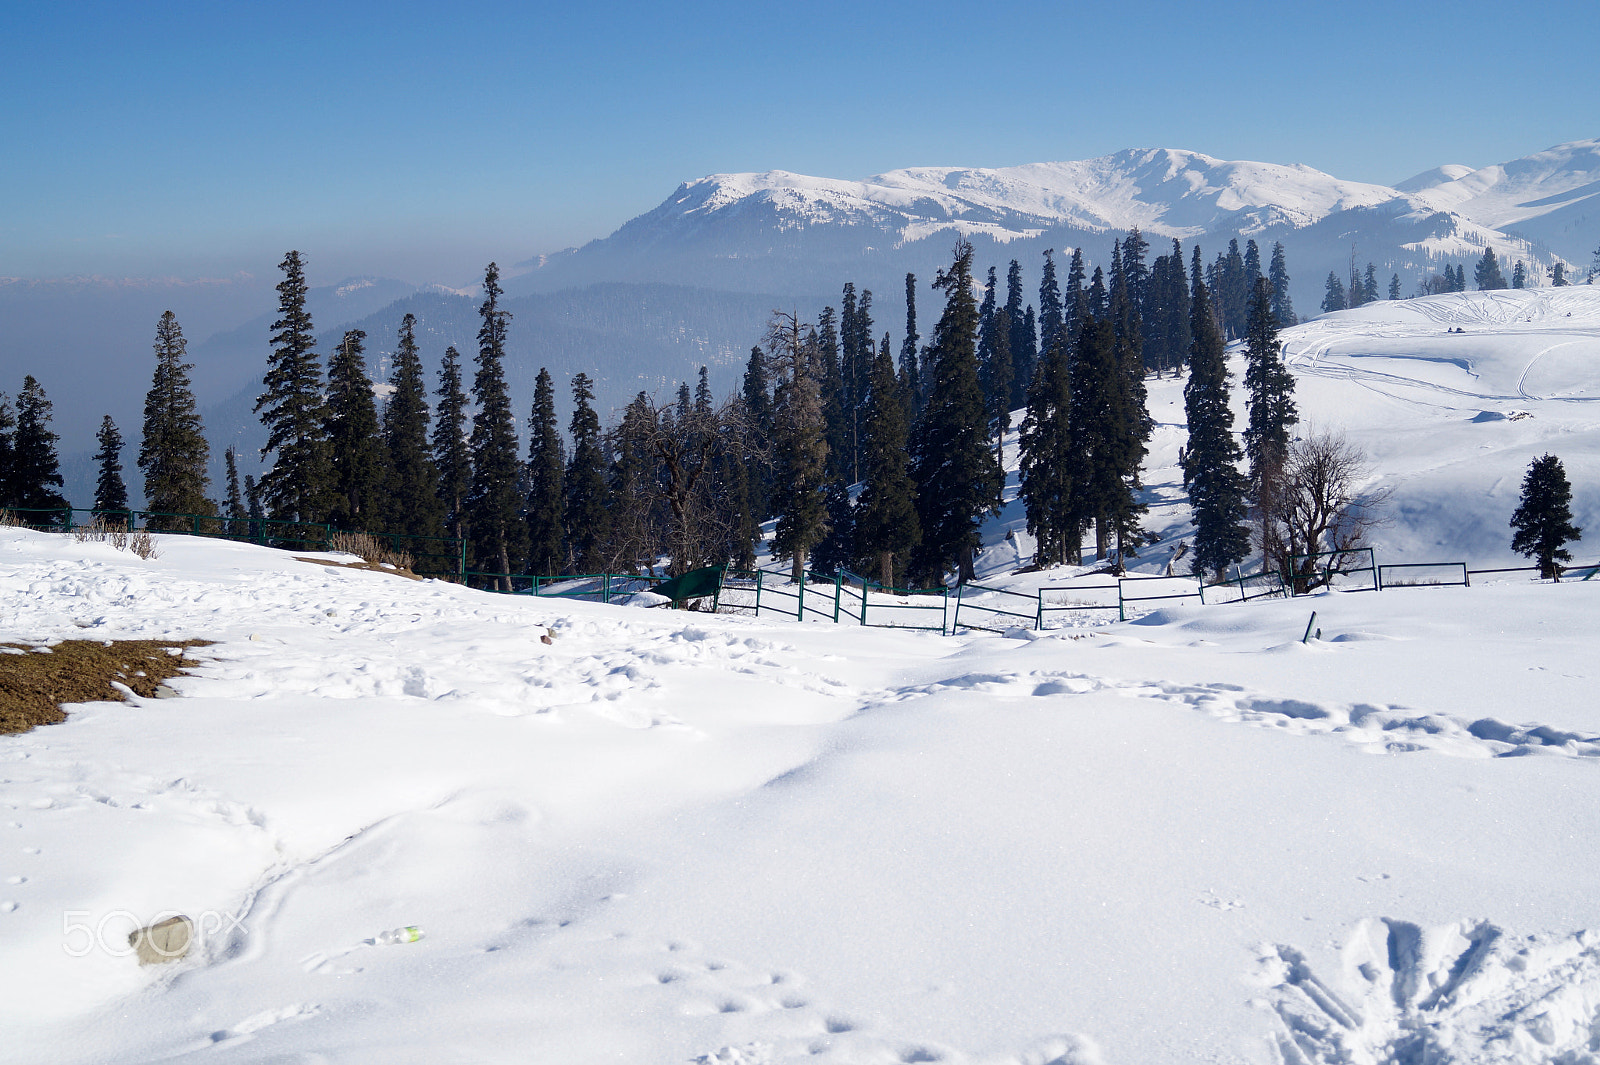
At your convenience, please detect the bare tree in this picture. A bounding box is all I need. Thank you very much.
[1266,430,1391,593]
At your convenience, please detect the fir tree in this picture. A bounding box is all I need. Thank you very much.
[466,263,527,589]
[1512,260,1527,289]
[383,313,444,542]
[1064,248,1087,345]
[1475,247,1507,290]
[977,266,1013,459]
[1244,239,1263,289]
[10,376,69,520]
[324,329,387,529]
[1004,260,1035,410]
[1510,454,1582,580]
[564,372,610,573]
[1268,242,1297,326]
[910,239,1002,584]
[1551,262,1569,287]
[1070,314,1132,562]
[255,251,331,523]
[1038,249,1064,357]
[1242,278,1298,570]
[1108,248,1151,564]
[854,339,919,586]
[1389,274,1402,301]
[93,415,129,517]
[741,346,774,526]
[1218,239,1248,337]
[1019,331,1076,567]
[525,367,565,576]
[768,311,830,583]
[817,303,847,482]
[0,393,13,508]
[1123,228,1151,327]
[1182,269,1251,579]
[809,477,856,576]
[224,447,245,534]
[1363,263,1380,305]
[1321,272,1348,313]
[141,310,213,523]
[900,272,922,417]
[433,345,471,541]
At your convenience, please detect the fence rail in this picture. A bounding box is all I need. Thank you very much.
[9,508,1592,632]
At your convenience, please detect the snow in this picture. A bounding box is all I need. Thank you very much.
[6,291,1600,1063]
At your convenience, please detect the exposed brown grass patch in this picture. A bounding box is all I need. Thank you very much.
[293,556,426,581]
[0,640,212,735]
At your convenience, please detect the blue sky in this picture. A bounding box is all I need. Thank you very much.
[4,0,1594,286]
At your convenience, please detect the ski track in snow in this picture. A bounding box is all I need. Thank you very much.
[886,661,1600,762]
[1259,919,1600,1065]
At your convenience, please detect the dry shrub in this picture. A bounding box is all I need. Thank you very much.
[0,639,211,734]
[130,530,159,560]
[327,530,414,572]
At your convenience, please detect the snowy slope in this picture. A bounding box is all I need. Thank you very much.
[5,480,1600,1062]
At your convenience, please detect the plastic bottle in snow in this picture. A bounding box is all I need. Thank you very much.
[374,926,424,945]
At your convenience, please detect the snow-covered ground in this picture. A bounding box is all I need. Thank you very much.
[4,289,1600,1064]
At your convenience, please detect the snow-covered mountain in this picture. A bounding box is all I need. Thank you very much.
[514,141,1598,309]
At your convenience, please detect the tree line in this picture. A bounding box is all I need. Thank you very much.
[7,232,1419,591]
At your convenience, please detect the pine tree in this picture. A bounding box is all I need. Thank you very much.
[817,302,847,482]
[1005,260,1036,410]
[768,311,830,583]
[383,313,444,541]
[1475,247,1507,290]
[854,339,919,586]
[977,266,1013,459]
[1268,242,1297,326]
[1511,454,1582,580]
[324,329,387,529]
[1038,249,1064,357]
[910,239,1002,584]
[1069,314,1131,562]
[847,288,874,484]
[224,447,246,534]
[1145,242,1191,375]
[1219,239,1248,337]
[564,372,610,573]
[1363,263,1380,305]
[1019,330,1076,567]
[1123,227,1151,327]
[0,393,13,508]
[740,346,774,526]
[1182,268,1251,579]
[1242,278,1298,570]
[1244,239,1263,290]
[1064,247,1087,346]
[1512,260,1527,289]
[809,477,855,576]
[1321,272,1348,313]
[10,376,69,520]
[1551,262,1570,287]
[1389,274,1402,301]
[141,310,213,523]
[1108,248,1151,565]
[900,273,922,417]
[255,251,331,523]
[93,415,129,518]
[524,367,565,576]
[433,345,471,541]
[466,263,527,589]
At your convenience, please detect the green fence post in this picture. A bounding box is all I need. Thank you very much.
[833,572,842,623]
[797,573,805,621]
[1117,580,1126,622]
[1035,592,1044,630]
[754,570,763,617]
[861,580,870,626]
[1197,575,1206,605]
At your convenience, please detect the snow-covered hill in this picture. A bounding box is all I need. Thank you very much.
[5,511,1600,1063]
[515,141,1597,312]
